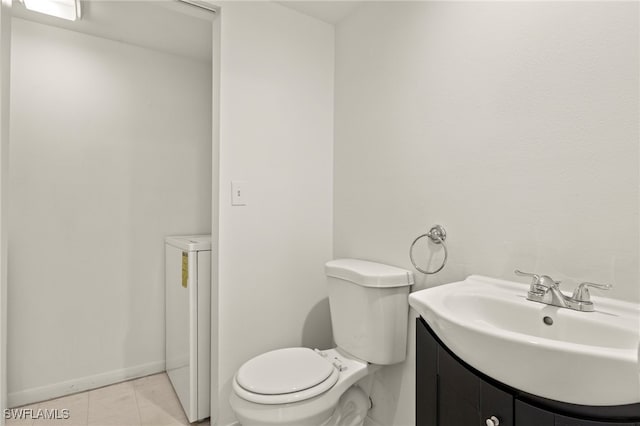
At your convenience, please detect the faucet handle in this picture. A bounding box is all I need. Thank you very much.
[515,270,561,293]
[515,270,545,293]
[514,269,539,281]
[571,282,612,302]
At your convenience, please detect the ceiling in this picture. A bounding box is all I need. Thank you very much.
[275,1,362,24]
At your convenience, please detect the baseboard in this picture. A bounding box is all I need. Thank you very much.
[8,360,165,408]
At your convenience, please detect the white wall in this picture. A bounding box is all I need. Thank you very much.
[8,18,211,406]
[210,10,221,426]
[0,0,11,418]
[334,2,639,425]
[215,2,334,424]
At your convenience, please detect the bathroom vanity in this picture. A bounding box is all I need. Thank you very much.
[416,317,640,426]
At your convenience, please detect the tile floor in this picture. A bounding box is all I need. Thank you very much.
[6,373,208,426]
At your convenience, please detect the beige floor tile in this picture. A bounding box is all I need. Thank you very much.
[88,381,140,426]
[5,404,37,426]
[87,405,140,426]
[131,373,171,390]
[33,392,89,426]
[8,374,203,426]
[88,381,135,402]
[135,374,188,426]
[135,377,180,407]
[137,402,189,426]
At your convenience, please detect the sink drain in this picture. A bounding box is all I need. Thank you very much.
[543,316,554,326]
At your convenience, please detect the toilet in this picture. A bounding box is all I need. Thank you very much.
[229,259,414,426]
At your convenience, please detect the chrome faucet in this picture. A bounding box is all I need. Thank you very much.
[514,270,612,312]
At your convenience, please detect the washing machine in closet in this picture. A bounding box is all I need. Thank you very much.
[165,235,211,423]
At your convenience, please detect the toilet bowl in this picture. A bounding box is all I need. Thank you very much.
[229,348,378,426]
[229,259,414,426]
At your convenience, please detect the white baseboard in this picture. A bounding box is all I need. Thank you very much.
[8,360,165,408]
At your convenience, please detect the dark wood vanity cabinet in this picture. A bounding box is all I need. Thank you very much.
[436,336,514,425]
[416,317,640,426]
[514,400,636,426]
[416,316,513,425]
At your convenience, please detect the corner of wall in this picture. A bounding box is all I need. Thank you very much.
[210,7,221,425]
[0,0,11,419]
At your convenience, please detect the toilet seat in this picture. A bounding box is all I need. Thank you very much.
[233,348,339,405]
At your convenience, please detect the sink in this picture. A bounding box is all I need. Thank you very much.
[409,275,640,406]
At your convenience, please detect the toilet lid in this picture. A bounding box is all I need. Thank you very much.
[236,347,335,395]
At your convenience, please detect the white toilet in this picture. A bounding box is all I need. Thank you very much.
[229,258,414,426]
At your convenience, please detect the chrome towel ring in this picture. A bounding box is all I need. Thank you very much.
[409,224,448,275]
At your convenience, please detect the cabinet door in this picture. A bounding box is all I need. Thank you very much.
[480,381,513,426]
[416,319,438,426]
[438,344,481,425]
[516,400,554,426]
[417,318,515,426]
[555,414,635,426]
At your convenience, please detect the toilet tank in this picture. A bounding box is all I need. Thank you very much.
[325,259,414,365]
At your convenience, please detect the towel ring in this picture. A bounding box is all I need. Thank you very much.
[409,225,448,275]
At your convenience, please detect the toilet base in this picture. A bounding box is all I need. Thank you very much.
[230,348,378,426]
[320,386,371,426]
[231,385,371,426]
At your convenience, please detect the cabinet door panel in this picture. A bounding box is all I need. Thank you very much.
[555,414,635,426]
[437,345,480,406]
[416,319,438,426]
[516,400,554,426]
[438,381,481,426]
[481,381,513,426]
[439,383,480,426]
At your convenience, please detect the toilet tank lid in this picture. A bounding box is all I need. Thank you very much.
[325,259,414,288]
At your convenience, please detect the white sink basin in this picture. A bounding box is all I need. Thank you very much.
[409,275,640,406]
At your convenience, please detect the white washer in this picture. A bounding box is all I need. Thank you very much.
[165,235,211,423]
